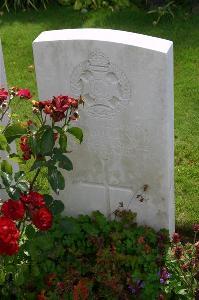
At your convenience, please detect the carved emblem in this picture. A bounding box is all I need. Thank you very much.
[70,49,131,118]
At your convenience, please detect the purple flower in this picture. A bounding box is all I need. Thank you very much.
[128,280,145,295]
[159,268,171,284]
[128,285,136,294]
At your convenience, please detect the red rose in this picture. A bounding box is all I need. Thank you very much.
[45,273,57,287]
[29,191,45,208]
[20,136,32,161]
[38,100,51,109]
[52,95,70,113]
[1,199,25,221]
[20,191,45,208]
[51,111,65,122]
[4,240,19,256]
[17,88,32,99]
[37,291,47,300]
[44,104,53,115]
[67,97,78,108]
[44,273,57,287]
[32,207,53,231]
[172,233,181,244]
[20,193,31,204]
[0,217,20,255]
[0,88,8,104]
[0,240,19,256]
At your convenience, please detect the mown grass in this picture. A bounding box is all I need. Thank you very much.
[0,3,198,233]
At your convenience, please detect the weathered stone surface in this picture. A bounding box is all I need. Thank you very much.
[0,40,18,201]
[0,40,7,90]
[33,29,174,233]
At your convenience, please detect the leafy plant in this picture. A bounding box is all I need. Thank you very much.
[1,0,50,11]
[57,0,130,11]
[0,86,83,257]
[160,226,199,299]
[0,210,170,299]
[148,1,176,25]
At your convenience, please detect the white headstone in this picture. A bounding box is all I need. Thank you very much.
[0,40,18,201]
[33,29,174,234]
[0,40,7,90]
[0,40,8,200]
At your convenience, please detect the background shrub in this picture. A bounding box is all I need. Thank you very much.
[0,0,50,11]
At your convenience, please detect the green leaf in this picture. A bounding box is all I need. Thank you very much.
[30,160,46,171]
[14,272,25,286]
[54,126,63,134]
[0,133,9,151]
[25,224,36,239]
[16,181,29,192]
[67,127,83,143]
[28,135,39,155]
[1,160,13,175]
[14,171,25,182]
[0,269,6,285]
[51,200,65,215]
[4,123,27,143]
[58,155,73,171]
[39,126,55,155]
[44,194,54,206]
[9,153,24,164]
[48,166,65,193]
[59,133,67,152]
[0,171,12,186]
[74,0,82,10]
[7,187,20,200]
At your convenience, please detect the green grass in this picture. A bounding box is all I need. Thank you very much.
[0,3,198,233]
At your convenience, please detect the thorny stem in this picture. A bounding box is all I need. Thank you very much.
[0,98,12,123]
[0,106,9,122]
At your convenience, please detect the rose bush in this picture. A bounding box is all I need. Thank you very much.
[0,86,84,257]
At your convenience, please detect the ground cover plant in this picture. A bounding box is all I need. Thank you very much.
[0,208,171,299]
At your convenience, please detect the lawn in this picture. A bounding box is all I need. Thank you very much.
[0,3,198,234]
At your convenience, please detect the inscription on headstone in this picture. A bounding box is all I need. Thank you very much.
[33,29,174,233]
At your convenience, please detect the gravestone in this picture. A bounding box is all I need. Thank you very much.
[33,29,174,233]
[0,40,8,200]
[0,40,7,91]
[0,40,18,201]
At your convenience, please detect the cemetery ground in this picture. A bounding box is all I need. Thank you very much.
[0,3,198,235]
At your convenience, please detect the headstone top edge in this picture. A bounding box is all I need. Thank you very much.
[33,28,173,54]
